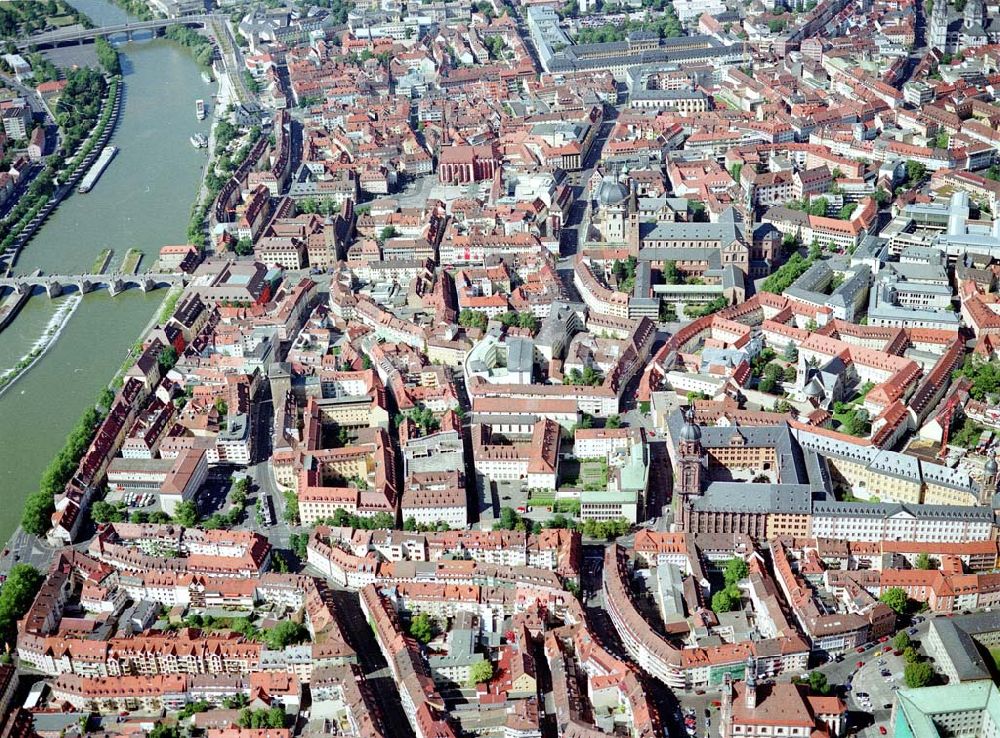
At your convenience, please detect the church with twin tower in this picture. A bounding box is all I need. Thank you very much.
[929,0,1000,54]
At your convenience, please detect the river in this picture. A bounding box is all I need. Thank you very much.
[0,0,212,542]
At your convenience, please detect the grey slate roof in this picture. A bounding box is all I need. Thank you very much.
[928,613,1000,682]
[639,219,744,243]
[811,500,993,521]
[692,482,813,514]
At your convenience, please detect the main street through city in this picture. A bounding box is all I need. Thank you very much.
[558,111,618,263]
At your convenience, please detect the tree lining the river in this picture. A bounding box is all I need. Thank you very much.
[165,25,215,70]
[21,401,103,536]
[95,37,121,75]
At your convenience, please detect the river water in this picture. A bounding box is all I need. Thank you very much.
[0,0,212,541]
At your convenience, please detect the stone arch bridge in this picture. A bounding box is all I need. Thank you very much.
[0,272,185,299]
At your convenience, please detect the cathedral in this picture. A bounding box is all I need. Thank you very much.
[929,0,1000,55]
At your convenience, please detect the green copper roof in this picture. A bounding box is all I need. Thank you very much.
[895,682,1000,738]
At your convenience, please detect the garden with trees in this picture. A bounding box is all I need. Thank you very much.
[879,587,908,614]
[574,4,682,42]
[409,612,434,643]
[953,355,1000,403]
[459,309,488,331]
[499,311,540,333]
[563,366,604,386]
[469,660,494,686]
[711,557,748,613]
[56,68,108,156]
[685,296,729,318]
[761,252,815,294]
[0,0,90,38]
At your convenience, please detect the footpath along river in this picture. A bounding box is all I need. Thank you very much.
[0,0,213,542]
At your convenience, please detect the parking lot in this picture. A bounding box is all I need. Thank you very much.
[850,649,898,734]
[674,693,723,738]
[847,625,924,737]
[681,705,715,738]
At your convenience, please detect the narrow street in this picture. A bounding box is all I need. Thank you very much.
[248,384,296,551]
[329,589,416,738]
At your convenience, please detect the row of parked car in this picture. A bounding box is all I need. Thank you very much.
[123,493,154,507]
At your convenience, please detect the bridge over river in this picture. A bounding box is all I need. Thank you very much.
[0,271,185,298]
[17,15,217,51]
